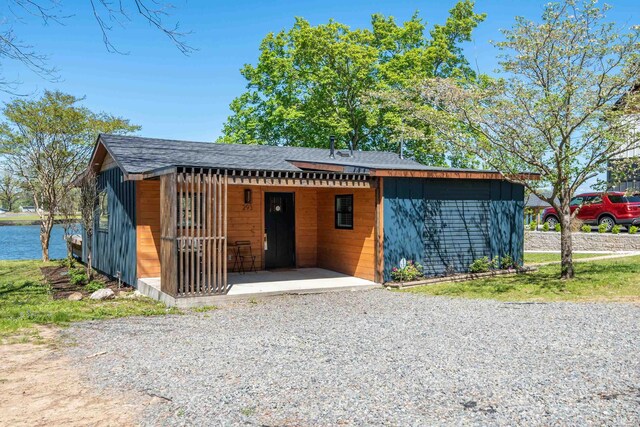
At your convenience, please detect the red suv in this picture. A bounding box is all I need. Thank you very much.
[542,192,640,231]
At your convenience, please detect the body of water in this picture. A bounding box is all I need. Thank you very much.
[0,224,75,260]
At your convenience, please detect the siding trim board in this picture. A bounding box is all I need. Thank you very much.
[383,178,524,281]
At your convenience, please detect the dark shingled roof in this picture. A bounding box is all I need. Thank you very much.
[98,134,495,175]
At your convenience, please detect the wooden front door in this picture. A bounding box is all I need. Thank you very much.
[264,192,295,269]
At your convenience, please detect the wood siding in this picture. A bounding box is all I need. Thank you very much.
[383,178,524,280]
[227,185,318,270]
[83,167,137,285]
[316,188,377,281]
[136,180,161,278]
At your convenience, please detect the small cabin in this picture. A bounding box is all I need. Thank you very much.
[80,134,526,304]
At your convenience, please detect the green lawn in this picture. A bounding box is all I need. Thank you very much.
[403,255,640,302]
[523,252,608,264]
[0,260,177,341]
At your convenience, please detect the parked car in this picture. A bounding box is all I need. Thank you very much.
[542,192,640,231]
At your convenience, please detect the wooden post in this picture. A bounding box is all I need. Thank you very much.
[160,170,178,296]
[374,177,384,284]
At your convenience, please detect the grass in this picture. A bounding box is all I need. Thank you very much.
[523,252,609,264]
[0,260,178,341]
[403,255,640,302]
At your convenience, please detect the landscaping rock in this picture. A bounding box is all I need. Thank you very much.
[67,292,83,301]
[89,288,115,300]
[126,290,145,299]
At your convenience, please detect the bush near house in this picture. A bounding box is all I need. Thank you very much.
[391,260,423,282]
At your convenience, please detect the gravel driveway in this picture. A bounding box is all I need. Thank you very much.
[65,290,640,426]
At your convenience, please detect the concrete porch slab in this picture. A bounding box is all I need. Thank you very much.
[137,268,379,308]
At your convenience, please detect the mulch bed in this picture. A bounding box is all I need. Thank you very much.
[41,265,133,300]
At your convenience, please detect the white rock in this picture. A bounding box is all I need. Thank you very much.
[89,288,115,300]
[67,292,83,301]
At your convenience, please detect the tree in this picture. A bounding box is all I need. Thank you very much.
[0,0,193,92]
[377,0,640,278]
[0,90,139,261]
[79,169,98,278]
[59,188,79,266]
[0,173,20,211]
[219,1,485,166]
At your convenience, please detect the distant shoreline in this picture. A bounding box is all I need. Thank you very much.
[0,219,75,227]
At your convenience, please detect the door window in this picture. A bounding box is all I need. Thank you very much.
[569,196,583,206]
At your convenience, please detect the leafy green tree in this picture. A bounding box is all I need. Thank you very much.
[0,91,139,261]
[219,1,485,166]
[377,0,640,279]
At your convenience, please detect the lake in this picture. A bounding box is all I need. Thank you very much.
[0,224,75,260]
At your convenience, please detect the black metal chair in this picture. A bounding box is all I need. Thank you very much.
[235,240,257,273]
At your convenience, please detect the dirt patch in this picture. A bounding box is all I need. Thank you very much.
[41,265,132,299]
[0,327,147,426]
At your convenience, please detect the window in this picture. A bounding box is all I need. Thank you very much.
[98,190,109,231]
[335,195,353,229]
[584,195,602,205]
[569,196,583,207]
[608,195,640,203]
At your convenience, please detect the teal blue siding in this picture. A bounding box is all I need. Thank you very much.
[82,168,137,285]
[383,178,524,280]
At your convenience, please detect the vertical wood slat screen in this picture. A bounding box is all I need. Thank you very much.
[176,170,228,296]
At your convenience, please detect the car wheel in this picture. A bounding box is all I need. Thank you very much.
[545,216,559,229]
[598,215,615,232]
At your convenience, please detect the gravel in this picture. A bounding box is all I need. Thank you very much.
[64,290,640,426]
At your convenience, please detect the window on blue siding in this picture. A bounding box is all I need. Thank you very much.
[335,195,353,229]
[98,190,109,231]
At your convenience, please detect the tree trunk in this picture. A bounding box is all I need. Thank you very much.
[86,233,93,280]
[40,217,54,262]
[559,202,574,279]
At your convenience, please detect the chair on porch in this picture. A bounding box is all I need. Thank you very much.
[234,240,257,273]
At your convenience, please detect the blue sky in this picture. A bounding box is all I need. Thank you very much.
[0,0,638,143]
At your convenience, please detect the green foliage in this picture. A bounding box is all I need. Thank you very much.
[581,225,592,233]
[611,225,621,234]
[598,223,608,233]
[629,226,638,234]
[529,221,537,231]
[554,223,561,232]
[391,260,424,281]
[542,222,550,232]
[0,91,139,261]
[84,281,105,293]
[403,255,640,302]
[0,261,177,340]
[500,255,518,270]
[378,1,640,278]
[69,268,87,286]
[469,256,493,273]
[219,1,485,166]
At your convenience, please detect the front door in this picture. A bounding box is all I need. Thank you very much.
[264,192,295,269]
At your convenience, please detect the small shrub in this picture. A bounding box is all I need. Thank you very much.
[529,221,537,231]
[554,223,561,232]
[69,268,88,286]
[542,222,550,232]
[581,224,591,233]
[469,257,492,273]
[391,260,423,282]
[598,223,608,233]
[84,281,105,293]
[500,254,518,270]
[629,225,638,234]
[611,225,621,234]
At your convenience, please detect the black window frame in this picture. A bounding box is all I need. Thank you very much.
[335,194,354,230]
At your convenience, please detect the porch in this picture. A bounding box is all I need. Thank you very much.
[137,268,378,307]
[137,167,384,301]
